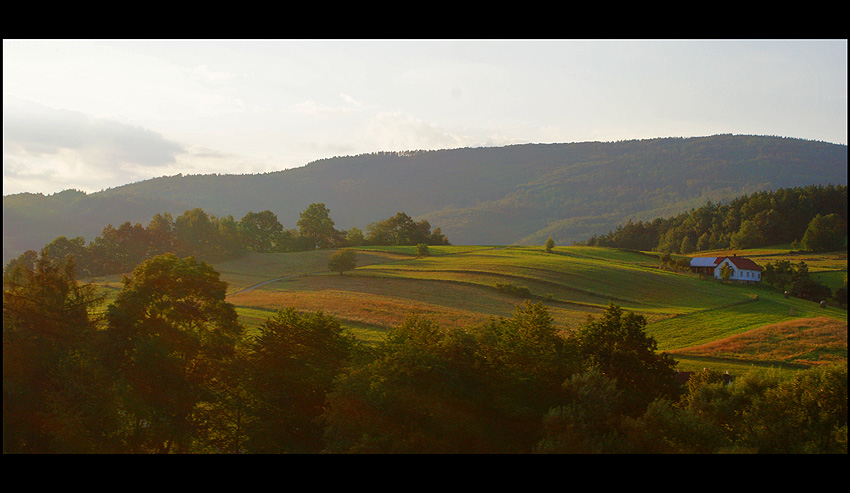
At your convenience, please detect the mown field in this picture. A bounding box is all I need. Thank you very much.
[214,244,847,374]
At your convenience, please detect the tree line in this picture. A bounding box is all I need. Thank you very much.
[581,184,846,254]
[4,204,449,279]
[4,251,846,453]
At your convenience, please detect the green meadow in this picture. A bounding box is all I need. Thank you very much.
[216,244,846,374]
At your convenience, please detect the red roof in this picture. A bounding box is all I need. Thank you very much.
[719,256,763,271]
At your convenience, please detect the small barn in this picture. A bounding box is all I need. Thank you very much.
[689,255,763,283]
[689,257,718,276]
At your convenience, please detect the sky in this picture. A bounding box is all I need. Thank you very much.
[3,39,847,196]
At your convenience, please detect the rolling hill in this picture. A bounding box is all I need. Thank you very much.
[180,244,846,372]
[4,134,847,264]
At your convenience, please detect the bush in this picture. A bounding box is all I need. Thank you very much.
[495,282,532,298]
[328,249,357,275]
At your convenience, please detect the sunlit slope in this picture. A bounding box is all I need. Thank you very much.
[672,316,846,368]
[647,289,846,349]
[215,249,412,295]
[222,245,785,338]
[354,246,750,316]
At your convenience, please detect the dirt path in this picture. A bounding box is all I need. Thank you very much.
[227,274,307,296]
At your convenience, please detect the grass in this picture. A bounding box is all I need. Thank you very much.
[672,316,846,367]
[647,290,845,350]
[86,243,846,374]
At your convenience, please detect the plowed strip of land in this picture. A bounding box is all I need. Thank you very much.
[671,316,847,367]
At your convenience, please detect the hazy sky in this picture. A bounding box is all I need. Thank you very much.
[3,39,847,196]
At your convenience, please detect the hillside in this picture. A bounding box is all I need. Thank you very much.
[31,243,850,454]
[194,245,847,371]
[4,134,847,264]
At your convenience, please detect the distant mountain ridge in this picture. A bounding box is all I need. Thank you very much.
[4,134,847,264]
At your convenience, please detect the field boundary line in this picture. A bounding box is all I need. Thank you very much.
[226,245,508,297]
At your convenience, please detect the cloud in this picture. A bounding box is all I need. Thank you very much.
[339,93,363,107]
[292,100,354,119]
[3,97,188,194]
[364,112,466,151]
[289,93,366,120]
[189,64,237,84]
[3,98,91,154]
[4,97,184,167]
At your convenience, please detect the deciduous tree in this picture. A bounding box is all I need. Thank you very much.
[569,304,678,416]
[239,210,284,252]
[298,203,340,249]
[327,249,357,275]
[244,308,352,453]
[801,213,846,252]
[3,252,116,453]
[323,314,503,453]
[104,254,243,453]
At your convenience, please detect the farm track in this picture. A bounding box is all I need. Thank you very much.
[227,274,306,296]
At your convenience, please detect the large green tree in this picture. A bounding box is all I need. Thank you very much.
[244,308,352,453]
[569,304,678,416]
[3,252,118,453]
[40,236,89,275]
[801,213,846,253]
[323,303,577,453]
[537,369,628,453]
[238,210,284,252]
[366,212,449,246]
[479,302,577,419]
[146,212,177,257]
[86,222,151,276]
[104,254,243,453]
[174,208,220,260]
[323,314,502,453]
[297,203,340,249]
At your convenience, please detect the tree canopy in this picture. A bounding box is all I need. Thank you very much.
[3,252,112,453]
[802,213,847,252]
[327,249,357,275]
[104,254,243,453]
[4,255,846,454]
[583,184,846,254]
[298,203,341,250]
[366,212,450,246]
[5,204,451,279]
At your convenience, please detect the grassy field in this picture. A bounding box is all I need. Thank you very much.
[88,244,847,374]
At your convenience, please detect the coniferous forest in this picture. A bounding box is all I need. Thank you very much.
[581,184,846,254]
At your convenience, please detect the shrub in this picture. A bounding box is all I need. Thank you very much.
[495,282,532,298]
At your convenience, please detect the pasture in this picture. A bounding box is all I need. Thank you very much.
[219,245,847,372]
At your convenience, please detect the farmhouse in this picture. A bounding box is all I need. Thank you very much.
[689,255,763,283]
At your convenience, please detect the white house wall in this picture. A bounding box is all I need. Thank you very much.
[713,259,761,282]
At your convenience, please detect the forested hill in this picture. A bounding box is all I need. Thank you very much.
[3,134,847,263]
